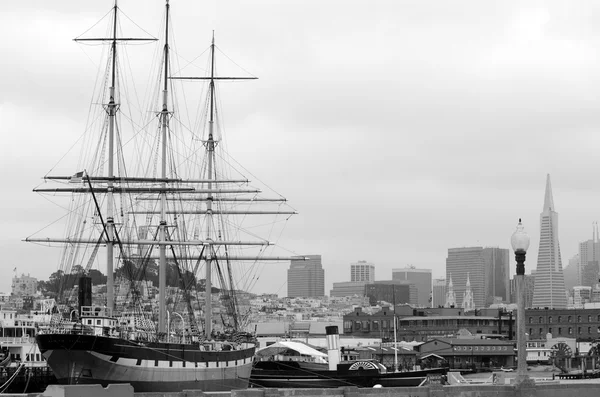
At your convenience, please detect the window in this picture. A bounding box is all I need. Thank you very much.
[529,328,532,336]
[588,315,592,322]
[529,317,533,324]
[578,327,582,334]
[549,316,553,323]
[539,317,543,324]
[568,316,572,323]
[539,328,543,336]
[558,316,562,322]
[558,328,562,335]
[372,321,379,331]
[588,327,592,334]
[578,316,582,323]
[569,327,573,335]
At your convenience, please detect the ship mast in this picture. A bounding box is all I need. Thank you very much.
[205,32,216,337]
[105,1,119,310]
[158,0,171,334]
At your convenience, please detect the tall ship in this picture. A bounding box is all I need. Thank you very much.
[26,1,297,392]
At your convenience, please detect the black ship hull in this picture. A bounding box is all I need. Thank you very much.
[250,361,447,388]
[36,333,255,392]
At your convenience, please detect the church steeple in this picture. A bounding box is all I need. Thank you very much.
[543,174,555,212]
[462,272,475,311]
[445,274,457,308]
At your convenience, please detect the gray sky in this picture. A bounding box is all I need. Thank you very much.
[2,0,600,296]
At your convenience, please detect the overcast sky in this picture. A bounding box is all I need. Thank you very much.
[2,0,600,297]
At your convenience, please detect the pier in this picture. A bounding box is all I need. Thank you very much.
[18,380,600,397]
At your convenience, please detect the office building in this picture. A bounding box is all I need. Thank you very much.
[330,281,369,298]
[350,261,375,282]
[482,247,510,304]
[365,283,412,306]
[432,278,446,307]
[445,248,486,308]
[531,175,568,309]
[563,254,581,292]
[392,266,431,307]
[287,255,325,298]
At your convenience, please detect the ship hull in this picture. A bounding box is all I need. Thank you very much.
[37,333,254,392]
[250,362,446,388]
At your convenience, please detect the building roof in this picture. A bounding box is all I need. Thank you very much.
[432,338,514,346]
[357,346,417,356]
[398,316,500,321]
[255,341,328,358]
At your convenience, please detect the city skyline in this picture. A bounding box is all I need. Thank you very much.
[5,2,600,297]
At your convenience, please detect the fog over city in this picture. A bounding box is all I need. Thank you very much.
[2,0,600,295]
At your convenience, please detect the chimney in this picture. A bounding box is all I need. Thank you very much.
[326,325,341,371]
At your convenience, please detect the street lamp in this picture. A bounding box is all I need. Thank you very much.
[511,218,530,384]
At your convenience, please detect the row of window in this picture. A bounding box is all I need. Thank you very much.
[529,326,600,336]
[528,315,600,324]
[453,346,509,351]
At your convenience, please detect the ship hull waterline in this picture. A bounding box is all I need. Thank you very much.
[37,334,254,392]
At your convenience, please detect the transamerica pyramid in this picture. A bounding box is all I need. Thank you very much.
[531,174,568,309]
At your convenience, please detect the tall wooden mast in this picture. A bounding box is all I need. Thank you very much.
[158,0,171,334]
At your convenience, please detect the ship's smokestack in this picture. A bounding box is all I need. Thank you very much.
[326,325,341,371]
[78,276,92,315]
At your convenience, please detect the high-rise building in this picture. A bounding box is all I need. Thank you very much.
[392,266,432,307]
[531,174,568,309]
[482,247,510,304]
[350,261,375,282]
[445,248,486,308]
[432,278,446,307]
[579,224,600,288]
[287,255,325,298]
[563,254,581,292]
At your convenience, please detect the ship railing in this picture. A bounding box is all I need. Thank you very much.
[0,337,36,344]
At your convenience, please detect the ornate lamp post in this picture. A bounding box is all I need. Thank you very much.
[511,219,530,383]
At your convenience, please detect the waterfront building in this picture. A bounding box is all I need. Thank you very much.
[531,175,568,309]
[287,255,325,298]
[418,338,516,370]
[392,266,431,307]
[11,273,38,297]
[329,281,369,298]
[343,305,600,343]
[350,261,375,282]
[432,278,446,307]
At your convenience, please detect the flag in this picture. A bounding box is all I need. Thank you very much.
[69,171,84,183]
